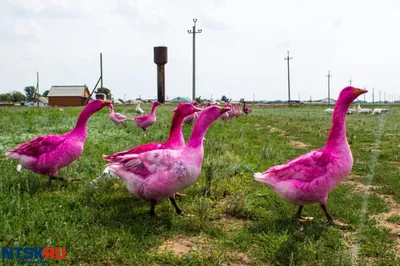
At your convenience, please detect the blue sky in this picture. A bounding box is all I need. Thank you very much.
[1,0,399,102]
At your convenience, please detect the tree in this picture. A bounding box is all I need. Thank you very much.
[0,93,11,102]
[220,95,231,103]
[195,96,203,103]
[96,87,112,100]
[0,91,26,102]
[42,90,49,97]
[239,98,245,103]
[24,86,39,101]
[10,91,26,102]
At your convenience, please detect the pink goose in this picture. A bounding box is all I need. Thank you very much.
[196,102,210,121]
[98,102,201,196]
[234,103,241,117]
[5,100,112,184]
[243,102,252,114]
[220,104,230,120]
[131,101,161,131]
[193,102,204,122]
[103,102,201,162]
[227,104,235,118]
[109,104,128,125]
[106,105,230,216]
[183,101,199,125]
[254,86,367,225]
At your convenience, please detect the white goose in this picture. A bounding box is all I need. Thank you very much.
[324,108,334,114]
[347,106,356,114]
[135,103,145,114]
[372,108,389,115]
[357,104,371,114]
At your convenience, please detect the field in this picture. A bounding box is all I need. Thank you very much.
[0,103,399,265]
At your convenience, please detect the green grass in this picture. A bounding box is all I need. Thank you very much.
[0,103,399,265]
[387,215,400,224]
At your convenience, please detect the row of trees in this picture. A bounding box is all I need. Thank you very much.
[194,95,235,103]
[0,91,27,102]
[0,86,50,103]
[1,85,112,103]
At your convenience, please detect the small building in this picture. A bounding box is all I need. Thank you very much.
[28,97,48,107]
[0,101,14,107]
[125,99,144,104]
[169,96,192,103]
[47,85,91,106]
[316,97,336,104]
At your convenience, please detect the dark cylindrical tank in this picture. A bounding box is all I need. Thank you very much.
[154,46,168,103]
[154,46,168,65]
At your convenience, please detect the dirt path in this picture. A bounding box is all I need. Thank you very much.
[345,175,400,257]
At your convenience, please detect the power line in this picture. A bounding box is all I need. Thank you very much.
[284,51,293,106]
[187,19,202,101]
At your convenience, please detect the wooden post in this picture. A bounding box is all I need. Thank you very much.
[84,77,102,105]
[100,53,103,89]
[36,71,39,107]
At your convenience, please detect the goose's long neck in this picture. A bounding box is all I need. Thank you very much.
[165,113,185,146]
[71,107,95,137]
[109,104,114,114]
[186,114,212,150]
[326,103,349,149]
[150,104,157,115]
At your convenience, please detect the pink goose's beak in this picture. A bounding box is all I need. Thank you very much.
[354,88,368,96]
[218,106,231,114]
[102,100,112,106]
[193,106,202,112]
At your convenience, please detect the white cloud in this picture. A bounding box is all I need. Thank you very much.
[4,0,86,18]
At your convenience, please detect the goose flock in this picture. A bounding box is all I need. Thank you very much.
[325,103,389,115]
[5,86,371,224]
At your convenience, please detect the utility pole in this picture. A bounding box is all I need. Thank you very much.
[187,19,202,101]
[253,93,255,103]
[379,90,381,102]
[363,86,366,103]
[384,92,386,102]
[36,71,39,107]
[349,77,352,85]
[326,71,332,106]
[284,51,293,106]
[372,88,374,106]
[100,53,103,88]
[84,53,104,105]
